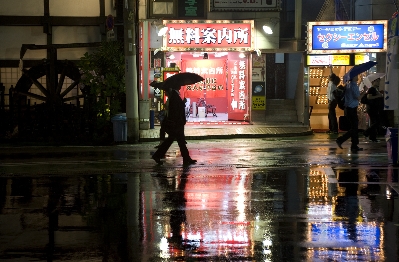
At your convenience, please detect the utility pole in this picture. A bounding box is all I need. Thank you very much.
[124,0,139,143]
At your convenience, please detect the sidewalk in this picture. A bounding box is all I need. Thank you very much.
[139,123,313,141]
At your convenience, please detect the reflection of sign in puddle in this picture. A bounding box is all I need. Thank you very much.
[304,167,384,260]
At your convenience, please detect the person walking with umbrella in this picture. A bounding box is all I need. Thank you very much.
[326,67,340,134]
[362,73,385,142]
[336,61,377,152]
[336,74,362,152]
[150,72,203,166]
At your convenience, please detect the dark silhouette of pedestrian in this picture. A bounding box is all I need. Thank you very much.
[327,73,340,134]
[152,88,196,166]
[155,92,170,148]
[336,75,362,152]
[363,77,384,142]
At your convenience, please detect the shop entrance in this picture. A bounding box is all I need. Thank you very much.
[308,65,369,132]
[165,52,250,123]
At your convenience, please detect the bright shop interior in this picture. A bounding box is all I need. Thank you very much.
[308,53,377,131]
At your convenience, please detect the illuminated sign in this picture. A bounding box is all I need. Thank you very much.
[354,54,370,65]
[307,55,350,66]
[178,0,206,19]
[229,59,247,112]
[307,20,387,54]
[163,20,254,52]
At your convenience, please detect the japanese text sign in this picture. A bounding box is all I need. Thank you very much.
[178,0,205,19]
[307,20,387,54]
[306,55,350,66]
[181,59,226,98]
[228,60,247,111]
[163,20,254,51]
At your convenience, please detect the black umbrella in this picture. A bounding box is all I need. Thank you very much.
[150,80,165,89]
[163,72,204,90]
[343,61,377,82]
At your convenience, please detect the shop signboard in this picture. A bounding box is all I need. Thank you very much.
[306,54,350,66]
[163,20,254,52]
[178,0,206,19]
[354,54,370,65]
[307,20,388,54]
[210,0,280,11]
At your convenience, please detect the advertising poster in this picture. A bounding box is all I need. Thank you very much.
[181,59,226,98]
[252,54,266,68]
[252,96,266,110]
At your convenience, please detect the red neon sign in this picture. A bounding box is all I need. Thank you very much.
[163,20,254,51]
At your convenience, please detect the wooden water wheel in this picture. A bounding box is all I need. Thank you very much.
[10,43,101,141]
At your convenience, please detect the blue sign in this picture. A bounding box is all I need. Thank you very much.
[312,23,385,51]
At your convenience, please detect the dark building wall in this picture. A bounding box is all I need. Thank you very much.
[266,53,286,99]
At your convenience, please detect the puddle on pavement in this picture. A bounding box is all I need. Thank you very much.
[0,166,398,261]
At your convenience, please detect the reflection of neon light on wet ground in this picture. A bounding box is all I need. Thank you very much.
[180,171,253,258]
[304,167,385,261]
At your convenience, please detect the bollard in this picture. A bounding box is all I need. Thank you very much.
[150,110,155,129]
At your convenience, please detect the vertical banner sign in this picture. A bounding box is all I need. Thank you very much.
[228,60,247,120]
[181,60,226,98]
[178,0,205,19]
[139,23,144,99]
[385,14,399,110]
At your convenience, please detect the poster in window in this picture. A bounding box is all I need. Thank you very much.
[252,67,265,82]
[252,53,266,68]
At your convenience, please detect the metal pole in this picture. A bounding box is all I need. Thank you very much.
[124,0,139,143]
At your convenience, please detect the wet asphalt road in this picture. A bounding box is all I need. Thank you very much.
[0,133,398,261]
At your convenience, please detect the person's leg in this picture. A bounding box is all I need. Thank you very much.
[368,112,379,141]
[328,102,333,132]
[155,126,166,148]
[160,126,166,141]
[347,107,360,150]
[330,100,338,132]
[337,108,350,147]
[175,127,196,165]
[152,135,174,164]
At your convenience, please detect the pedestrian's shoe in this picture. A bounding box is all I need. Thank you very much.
[183,158,197,166]
[351,147,363,152]
[336,139,343,149]
[152,155,163,165]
